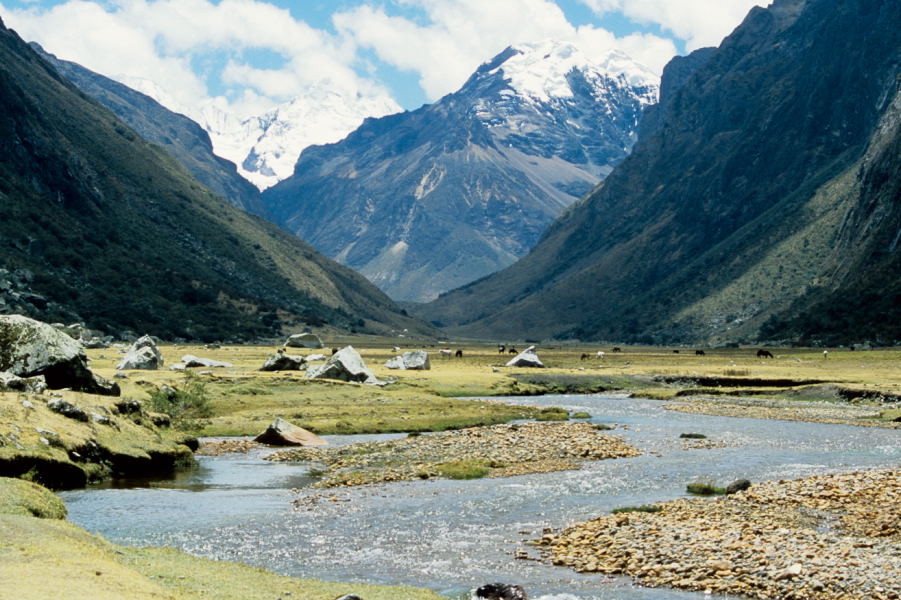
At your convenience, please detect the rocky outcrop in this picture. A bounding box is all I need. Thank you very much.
[305,346,380,384]
[260,352,307,371]
[384,350,431,370]
[254,418,327,447]
[506,346,544,368]
[116,335,163,370]
[0,372,47,394]
[179,355,233,368]
[285,333,324,349]
[474,583,527,599]
[0,315,119,396]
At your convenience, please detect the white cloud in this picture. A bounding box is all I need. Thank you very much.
[579,0,770,50]
[0,0,397,120]
[333,0,678,101]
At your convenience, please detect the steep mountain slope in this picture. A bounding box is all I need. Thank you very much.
[419,0,900,345]
[30,44,266,215]
[0,18,424,341]
[262,41,658,302]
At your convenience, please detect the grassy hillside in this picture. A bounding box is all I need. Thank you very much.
[0,18,427,341]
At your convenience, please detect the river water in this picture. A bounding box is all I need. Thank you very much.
[60,395,900,599]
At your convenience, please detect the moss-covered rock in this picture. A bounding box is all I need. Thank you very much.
[0,476,67,519]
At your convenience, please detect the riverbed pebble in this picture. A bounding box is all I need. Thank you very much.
[536,468,900,599]
[268,421,640,487]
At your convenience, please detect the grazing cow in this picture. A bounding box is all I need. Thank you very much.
[823,350,829,359]
[331,347,339,355]
[580,353,590,360]
[455,349,463,358]
[596,351,605,359]
[695,350,706,356]
[508,347,518,354]
[498,344,506,354]
[673,350,680,354]
[612,347,622,353]
[756,349,774,358]
[439,348,452,358]
[392,346,400,353]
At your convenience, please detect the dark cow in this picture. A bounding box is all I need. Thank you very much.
[580,353,590,360]
[695,350,706,356]
[756,349,774,358]
[455,349,463,358]
[612,347,622,353]
[475,583,527,600]
[498,344,506,354]
[508,347,518,354]
[673,350,680,354]
[331,347,339,355]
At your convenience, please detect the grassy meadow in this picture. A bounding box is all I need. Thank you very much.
[82,339,901,438]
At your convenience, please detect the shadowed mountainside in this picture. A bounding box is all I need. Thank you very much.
[417,0,900,346]
[0,18,426,341]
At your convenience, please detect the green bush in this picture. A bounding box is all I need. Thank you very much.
[679,432,707,439]
[686,481,726,495]
[435,459,491,480]
[147,373,211,427]
[535,407,569,421]
[571,412,592,419]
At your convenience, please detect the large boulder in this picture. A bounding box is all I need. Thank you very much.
[285,332,324,349]
[305,346,380,384]
[254,418,327,446]
[505,346,544,368]
[0,314,120,396]
[116,335,163,370]
[260,352,307,371]
[0,371,47,394]
[180,354,233,368]
[385,350,431,370]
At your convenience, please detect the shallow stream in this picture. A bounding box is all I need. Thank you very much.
[61,395,900,599]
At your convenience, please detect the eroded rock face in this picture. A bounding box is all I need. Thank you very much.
[260,352,307,372]
[505,346,544,368]
[254,418,327,446]
[116,335,164,370]
[305,346,380,384]
[384,350,431,370]
[0,314,119,396]
[285,332,323,349]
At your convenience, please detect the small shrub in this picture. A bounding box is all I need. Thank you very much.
[435,459,491,480]
[571,412,592,419]
[611,505,663,514]
[686,481,726,495]
[679,432,707,439]
[594,424,614,431]
[147,373,211,425]
[535,407,569,421]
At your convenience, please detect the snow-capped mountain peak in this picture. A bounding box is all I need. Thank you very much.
[487,39,658,105]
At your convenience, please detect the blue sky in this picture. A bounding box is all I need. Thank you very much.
[0,0,766,116]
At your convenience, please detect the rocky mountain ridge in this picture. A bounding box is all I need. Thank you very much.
[0,17,424,341]
[418,0,900,345]
[262,40,658,301]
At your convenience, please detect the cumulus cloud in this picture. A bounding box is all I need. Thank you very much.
[0,0,397,119]
[579,0,770,50]
[333,0,678,101]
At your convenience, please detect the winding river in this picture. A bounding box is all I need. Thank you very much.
[60,395,900,599]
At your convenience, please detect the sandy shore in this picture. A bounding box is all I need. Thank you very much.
[266,421,640,487]
[536,468,900,600]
